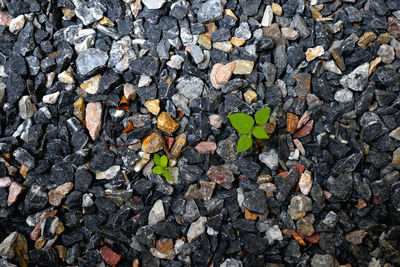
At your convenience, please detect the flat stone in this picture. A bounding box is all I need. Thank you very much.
[214,41,233,52]
[243,189,268,215]
[345,230,367,245]
[281,27,299,40]
[148,199,165,225]
[76,48,108,77]
[377,44,395,64]
[0,232,18,259]
[157,112,179,134]
[210,62,236,89]
[390,127,400,141]
[187,216,207,242]
[176,76,204,100]
[19,96,37,120]
[334,88,353,103]
[73,0,103,26]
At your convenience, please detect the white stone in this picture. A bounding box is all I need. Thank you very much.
[265,225,283,243]
[167,55,184,69]
[18,96,37,120]
[96,165,120,180]
[334,88,353,103]
[42,92,60,104]
[298,171,313,195]
[0,231,18,259]
[340,62,369,91]
[324,60,342,74]
[187,216,207,242]
[261,5,273,27]
[142,0,166,9]
[9,15,25,34]
[123,83,137,100]
[148,199,165,225]
[221,258,243,267]
[259,149,279,170]
[138,75,152,87]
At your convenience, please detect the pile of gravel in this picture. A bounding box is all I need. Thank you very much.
[0,0,400,266]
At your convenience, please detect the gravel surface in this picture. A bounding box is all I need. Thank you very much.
[0,0,400,266]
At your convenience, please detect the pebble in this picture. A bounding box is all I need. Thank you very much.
[148,199,165,225]
[221,258,243,267]
[123,83,136,101]
[259,149,279,170]
[334,89,353,103]
[288,195,313,220]
[214,41,233,52]
[389,127,400,141]
[261,5,273,27]
[7,182,24,206]
[233,60,254,75]
[358,32,377,49]
[9,15,25,34]
[48,182,73,206]
[340,62,369,91]
[142,131,164,153]
[73,98,85,121]
[138,75,152,88]
[206,165,235,189]
[305,46,325,61]
[85,102,102,141]
[345,230,367,245]
[142,0,165,9]
[58,71,75,84]
[243,89,257,104]
[299,171,313,195]
[151,239,174,260]
[377,44,395,64]
[73,0,103,26]
[196,0,223,24]
[42,92,60,105]
[0,232,18,259]
[281,27,299,40]
[271,3,283,16]
[265,225,283,243]
[18,96,37,120]
[210,62,236,89]
[99,246,121,267]
[195,142,217,154]
[144,99,160,115]
[166,55,184,69]
[157,112,179,134]
[208,114,223,128]
[187,216,207,242]
[76,48,108,77]
[296,214,315,237]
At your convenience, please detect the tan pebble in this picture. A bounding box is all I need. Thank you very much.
[305,46,325,61]
[157,112,179,134]
[142,131,164,153]
[271,3,282,16]
[243,89,257,104]
[144,99,160,115]
[210,62,236,89]
[85,102,103,140]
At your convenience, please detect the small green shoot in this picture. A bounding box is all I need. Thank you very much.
[152,154,171,182]
[228,107,271,152]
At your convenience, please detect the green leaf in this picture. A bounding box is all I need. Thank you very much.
[163,170,171,182]
[160,155,168,167]
[152,166,164,175]
[236,135,253,152]
[228,113,254,134]
[255,107,271,125]
[153,154,161,166]
[252,126,270,139]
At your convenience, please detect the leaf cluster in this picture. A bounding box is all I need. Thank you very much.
[228,107,271,152]
[152,154,171,182]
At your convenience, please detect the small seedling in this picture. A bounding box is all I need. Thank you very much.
[228,107,271,152]
[152,154,172,182]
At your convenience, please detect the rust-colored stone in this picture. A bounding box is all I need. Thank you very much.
[142,131,164,154]
[293,120,314,139]
[286,113,299,133]
[100,246,121,267]
[157,112,179,134]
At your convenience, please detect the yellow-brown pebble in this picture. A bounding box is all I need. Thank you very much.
[244,90,257,104]
[233,60,254,74]
[157,112,179,134]
[144,99,160,115]
[358,32,377,49]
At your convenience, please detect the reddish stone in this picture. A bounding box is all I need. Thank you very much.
[164,136,174,151]
[296,111,310,129]
[389,18,400,41]
[206,165,235,189]
[278,171,288,178]
[100,246,121,267]
[0,177,12,187]
[323,190,332,199]
[372,198,383,205]
[30,223,42,241]
[345,230,367,245]
[296,164,305,175]
[357,199,367,209]
[293,120,314,139]
[0,11,11,26]
[7,181,24,206]
[305,233,320,244]
[195,142,217,154]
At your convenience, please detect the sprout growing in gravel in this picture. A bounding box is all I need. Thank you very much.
[152,154,171,182]
[228,107,271,152]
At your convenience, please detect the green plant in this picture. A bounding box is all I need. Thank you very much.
[228,107,271,152]
[152,154,172,182]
